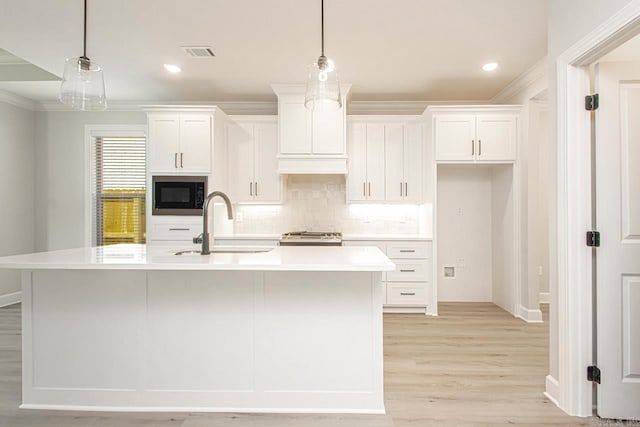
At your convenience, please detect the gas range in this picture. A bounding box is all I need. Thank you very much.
[280,231,343,246]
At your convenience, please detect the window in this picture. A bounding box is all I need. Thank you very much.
[87,127,147,247]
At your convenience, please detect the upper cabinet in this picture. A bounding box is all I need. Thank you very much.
[429,106,521,163]
[226,116,281,204]
[347,117,424,203]
[147,107,229,176]
[272,84,351,174]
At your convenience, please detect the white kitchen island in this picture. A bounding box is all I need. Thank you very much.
[0,244,394,414]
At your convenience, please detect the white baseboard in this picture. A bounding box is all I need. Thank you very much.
[515,305,543,323]
[0,291,21,308]
[544,375,560,407]
[539,292,550,304]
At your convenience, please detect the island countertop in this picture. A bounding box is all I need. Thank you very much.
[0,244,395,272]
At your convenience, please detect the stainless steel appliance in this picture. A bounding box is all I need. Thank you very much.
[280,231,343,246]
[152,176,207,216]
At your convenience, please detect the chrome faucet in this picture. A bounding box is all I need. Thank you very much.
[199,191,233,255]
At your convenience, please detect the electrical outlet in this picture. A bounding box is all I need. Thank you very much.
[538,265,543,276]
[235,212,244,222]
[443,265,456,278]
[457,258,466,268]
[456,207,464,216]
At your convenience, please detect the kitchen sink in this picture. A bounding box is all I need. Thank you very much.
[174,247,274,255]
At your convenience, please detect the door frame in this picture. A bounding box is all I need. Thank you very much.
[554,0,640,416]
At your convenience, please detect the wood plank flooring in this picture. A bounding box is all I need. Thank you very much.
[0,302,599,426]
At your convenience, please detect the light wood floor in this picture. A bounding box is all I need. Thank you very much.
[0,302,595,426]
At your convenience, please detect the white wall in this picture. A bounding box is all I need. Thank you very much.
[34,111,146,251]
[491,165,515,312]
[437,166,493,302]
[0,100,35,302]
[546,0,636,384]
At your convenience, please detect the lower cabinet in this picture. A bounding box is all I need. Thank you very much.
[343,239,433,314]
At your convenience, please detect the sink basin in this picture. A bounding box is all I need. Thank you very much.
[174,247,274,255]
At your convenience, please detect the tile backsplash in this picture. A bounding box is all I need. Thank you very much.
[220,175,431,236]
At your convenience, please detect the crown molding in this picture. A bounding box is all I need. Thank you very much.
[347,100,489,115]
[35,100,279,115]
[0,89,36,111]
[491,56,548,104]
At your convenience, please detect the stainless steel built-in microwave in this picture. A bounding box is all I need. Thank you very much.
[152,176,207,216]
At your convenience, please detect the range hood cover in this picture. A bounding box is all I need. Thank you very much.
[277,156,348,174]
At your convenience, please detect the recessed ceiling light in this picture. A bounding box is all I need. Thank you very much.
[163,64,181,73]
[482,62,498,72]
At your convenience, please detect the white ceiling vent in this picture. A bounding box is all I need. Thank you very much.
[182,46,215,57]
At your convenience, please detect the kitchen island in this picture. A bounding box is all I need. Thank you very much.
[0,244,394,414]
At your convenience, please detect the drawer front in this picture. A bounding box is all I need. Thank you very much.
[151,223,202,241]
[342,240,387,253]
[215,239,280,247]
[386,283,429,305]
[387,260,430,282]
[386,242,431,259]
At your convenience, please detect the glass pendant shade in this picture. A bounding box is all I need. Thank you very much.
[60,57,107,110]
[304,56,341,112]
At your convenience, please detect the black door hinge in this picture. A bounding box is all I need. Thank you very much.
[586,94,599,111]
[587,231,600,247]
[588,365,601,384]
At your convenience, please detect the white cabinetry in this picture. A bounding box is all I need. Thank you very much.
[347,122,385,201]
[272,84,351,174]
[348,117,423,203]
[226,116,281,203]
[430,106,520,163]
[148,112,212,174]
[343,239,434,314]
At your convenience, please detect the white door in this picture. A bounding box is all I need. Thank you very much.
[595,61,640,420]
[253,121,280,203]
[179,114,211,173]
[366,123,386,202]
[148,113,179,173]
[279,102,311,154]
[384,124,404,202]
[312,108,344,154]
[434,115,475,162]
[226,121,255,202]
[475,115,517,162]
[347,122,367,202]
[402,122,423,202]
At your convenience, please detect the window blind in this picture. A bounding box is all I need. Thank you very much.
[95,136,147,246]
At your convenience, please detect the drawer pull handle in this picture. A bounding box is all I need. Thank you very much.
[400,269,416,273]
[399,249,415,253]
[400,292,416,296]
[169,228,189,231]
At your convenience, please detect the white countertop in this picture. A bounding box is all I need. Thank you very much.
[0,244,395,272]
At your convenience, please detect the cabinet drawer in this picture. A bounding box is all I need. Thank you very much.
[386,283,428,305]
[151,222,202,241]
[387,260,430,282]
[386,242,431,259]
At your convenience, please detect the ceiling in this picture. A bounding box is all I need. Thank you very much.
[0,0,548,104]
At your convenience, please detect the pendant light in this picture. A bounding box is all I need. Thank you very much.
[59,0,107,110]
[304,0,341,112]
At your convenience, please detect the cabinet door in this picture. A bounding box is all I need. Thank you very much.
[253,121,281,203]
[148,113,179,173]
[226,121,255,202]
[366,124,386,201]
[402,122,423,202]
[347,122,368,202]
[475,115,517,161]
[384,124,405,202]
[179,114,211,173]
[312,108,344,154]
[279,102,311,154]
[434,115,475,161]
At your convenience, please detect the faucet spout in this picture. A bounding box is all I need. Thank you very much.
[201,191,234,255]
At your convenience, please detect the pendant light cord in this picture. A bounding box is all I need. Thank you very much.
[321,0,324,57]
[83,0,88,58]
